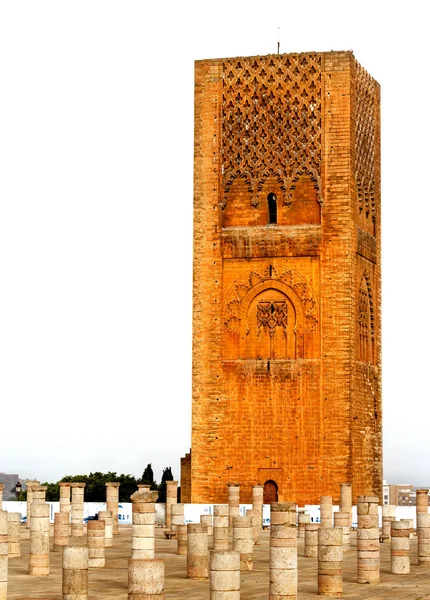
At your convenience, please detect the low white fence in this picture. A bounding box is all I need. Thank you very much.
[2,501,419,528]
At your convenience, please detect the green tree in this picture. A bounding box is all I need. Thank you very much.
[157,467,173,503]
[42,482,60,501]
[138,464,157,490]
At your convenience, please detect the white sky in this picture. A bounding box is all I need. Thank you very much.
[1,1,429,487]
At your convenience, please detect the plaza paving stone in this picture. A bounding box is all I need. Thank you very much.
[7,526,430,599]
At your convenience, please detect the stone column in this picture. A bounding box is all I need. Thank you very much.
[320,496,332,528]
[339,483,352,525]
[0,484,3,509]
[381,505,396,543]
[98,510,113,548]
[177,524,188,555]
[227,483,240,532]
[416,489,429,515]
[304,523,319,558]
[128,559,165,599]
[357,495,380,584]
[201,514,213,536]
[59,482,71,513]
[210,550,240,600]
[269,502,297,600]
[165,480,178,531]
[54,512,70,552]
[391,520,410,574]
[87,520,105,568]
[29,485,49,576]
[62,546,88,600]
[25,479,39,529]
[252,484,264,529]
[298,512,310,539]
[0,510,8,600]
[7,512,21,558]
[213,504,229,551]
[171,503,184,534]
[246,508,259,545]
[105,482,120,535]
[232,516,253,571]
[187,523,209,579]
[333,512,350,550]
[70,483,86,537]
[401,519,413,539]
[318,527,343,596]
[130,489,158,559]
[138,484,151,492]
[417,512,430,566]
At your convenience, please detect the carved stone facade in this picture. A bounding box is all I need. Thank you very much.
[187,51,381,506]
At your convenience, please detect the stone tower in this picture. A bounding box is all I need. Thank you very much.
[187,51,381,505]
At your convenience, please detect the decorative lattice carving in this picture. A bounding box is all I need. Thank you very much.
[355,62,377,220]
[224,266,318,333]
[222,54,322,204]
[257,301,288,338]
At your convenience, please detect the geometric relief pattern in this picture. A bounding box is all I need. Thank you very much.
[355,62,377,220]
[223,265,318,333]
[257,301,288,338]
[222,54,322,206]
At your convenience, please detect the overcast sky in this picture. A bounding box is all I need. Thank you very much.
[1,1,429,487]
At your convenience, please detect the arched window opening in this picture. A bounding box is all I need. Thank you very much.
[268,193,277,224]
[263,479,278,503]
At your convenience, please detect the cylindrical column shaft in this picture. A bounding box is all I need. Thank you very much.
[333,511,350,550]
[201,514,213,536]
[417,512,430,566]
[165,480,178,531]
[187,523,209,579]
[318,527,343,596]
[233,516,253,571]
[98,510,113,548]
[131,489,158,559]
[416,489,429,514]
[25,479,39,529]
[320,496,332,528]
[391,520,410,574]
[29,494,50,576]
[304,523,319,558]
[171,503,184,534]
[87,520,105,568]
[227,483,240,532]
[210,550,240,600]
[0,510,8,600]
[269,502,297,600]
[298,513,310,539]
[213,504,229,551]
[252,484,264,530]
[7,512,21,558]
[177,524,188,555]
[246,508,259,545]
[70,483,86,537]
[62,546,88,600]
[339,483,352,526]
[381,505,396,543]
[357,495,380,584]
[105,482,120,535]
[54,512,70,552]
[128,558,165,599]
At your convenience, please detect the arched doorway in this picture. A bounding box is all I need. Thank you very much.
[263,480,278,503]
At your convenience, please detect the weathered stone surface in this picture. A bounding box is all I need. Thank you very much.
[190,51,382,506]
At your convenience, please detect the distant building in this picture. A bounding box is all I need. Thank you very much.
[382,480,429,506]
[0,472,22,500]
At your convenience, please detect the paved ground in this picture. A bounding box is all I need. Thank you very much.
[7,526,430,599]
